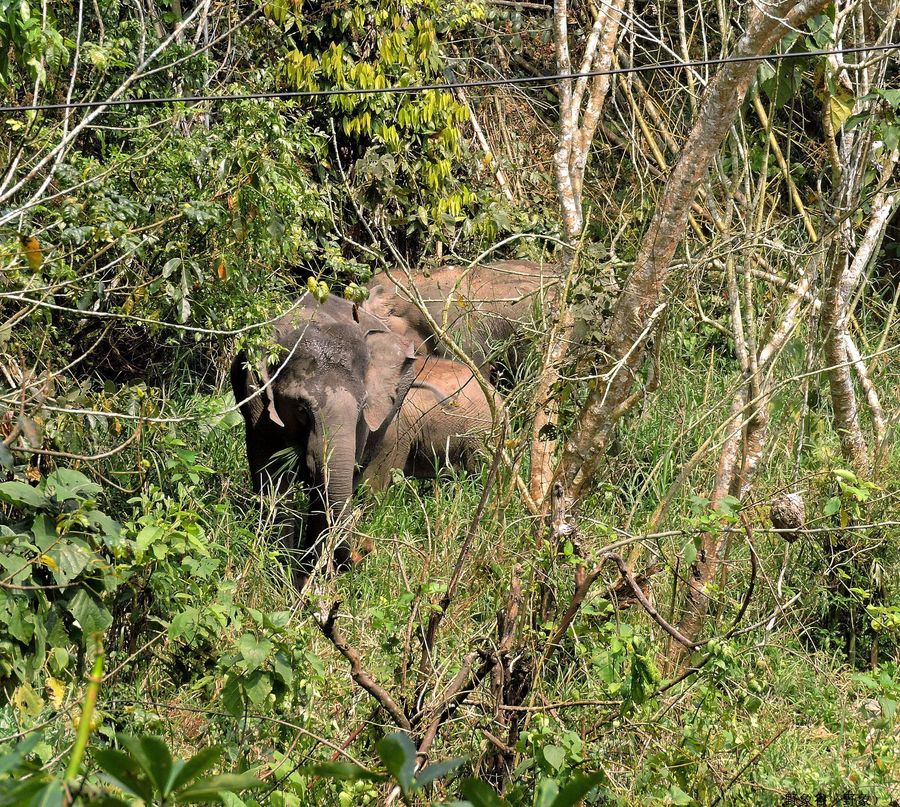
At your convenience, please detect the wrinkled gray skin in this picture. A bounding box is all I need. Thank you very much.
[230,294,416,588]
[363,356,501,490]
[362,260,560,377]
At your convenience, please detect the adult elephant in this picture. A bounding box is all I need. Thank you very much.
[362,259,560,376]
[363,356,501,490]
[230,293,418,589]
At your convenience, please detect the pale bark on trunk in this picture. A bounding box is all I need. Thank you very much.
[845,333,886,450]
[556,0,831,500]
[667,244,827,669]
[529,0,625,505]
[823,246,872,475]
[819,3,898,475]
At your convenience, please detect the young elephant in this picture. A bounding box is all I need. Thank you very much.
[363,356,501,490]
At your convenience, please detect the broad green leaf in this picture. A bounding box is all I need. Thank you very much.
[237,634,273,671]
[668,784,693,805]
[0,778,60,807]
[551,771,607,807]
[117,735,173,795]
[304,651,326,677]
[44,469,101,500]
[376,732,416,795]
[263,610,291,630]
[31,514,57,550]
[49,647,69,674]
[415,756,466,788]
[542,745,565,772]
[222,675,245,718]
[46,541,93,585]
[169,607,200,641]
[8,600,34,643]
[459,778,508,807]
[66,589,112,635]
[162,257,182,278]
[271,651,293,687]
[93,748,156,803]
[823,497,841,517]
[875,87,900,108]
[715,495,741,519]
[681,537,698,568]
[243,671,272,706]
[176,772,264,802]
[134,524,164,558]
[27,780,63,807]
[0,441,13,470]
[0,732,42,774]
[534,777,559,807]
[300,761,386,781]
[0,480,46,509]
[87,510,122,541]
[170,746,223,792]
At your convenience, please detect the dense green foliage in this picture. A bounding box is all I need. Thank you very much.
[0,0,898,804]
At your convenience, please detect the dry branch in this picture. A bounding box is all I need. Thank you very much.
[315,602,412,731]
[604,553,698,650]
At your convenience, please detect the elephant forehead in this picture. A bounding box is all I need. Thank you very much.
[278,327,362,372]
[310,336,358,369]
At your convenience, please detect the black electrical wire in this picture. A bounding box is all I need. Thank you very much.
[0,42,896,115]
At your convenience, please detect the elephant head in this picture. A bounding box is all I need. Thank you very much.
[231,294,416,588]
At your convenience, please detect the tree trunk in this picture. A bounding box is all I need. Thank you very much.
[822,246,872,475]
[557,0,831,499]
[528,0,624,506]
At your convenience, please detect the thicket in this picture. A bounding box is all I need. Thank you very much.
[0,0,898,805]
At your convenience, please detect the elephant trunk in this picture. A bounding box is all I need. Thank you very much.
[321,426,356,523]
[300,393,359,581]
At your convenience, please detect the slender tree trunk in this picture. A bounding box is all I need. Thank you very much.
[819,0,898,474]
[528,0,625,506]
[556,0,830,499]
[822,246,872,474]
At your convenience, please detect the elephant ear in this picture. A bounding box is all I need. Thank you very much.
[362,330,416,432]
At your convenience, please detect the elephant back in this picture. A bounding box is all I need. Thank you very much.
[364,260,560,373]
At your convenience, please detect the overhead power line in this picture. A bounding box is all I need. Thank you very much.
[1,42,897,115]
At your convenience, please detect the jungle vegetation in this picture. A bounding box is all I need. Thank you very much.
[0,0,898,804]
